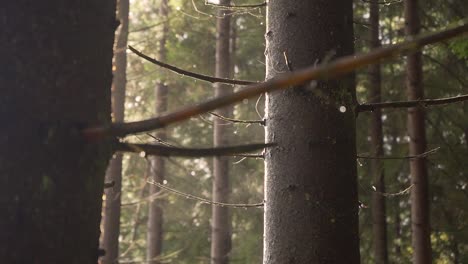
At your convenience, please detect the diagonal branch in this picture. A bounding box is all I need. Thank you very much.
[148,180,264,208]
[357,147,440,160]
[205,1,267,9]
[83,21,468,138]
[115,142,275,157]
[209,112,265,125]
[128,45,256,85]
[357,94,468,112]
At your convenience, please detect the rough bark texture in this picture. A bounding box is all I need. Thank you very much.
[101,1,129,263]
[0,1,115,263]
[369,1,389,263]
[404,0,432,263]
[264,1,360,263]
[147,0,169,263]
[211,1,232,263]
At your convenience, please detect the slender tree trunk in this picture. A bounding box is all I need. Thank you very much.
[404,0,432,263]
[147,0,169,263]
[369,1,389,263]
[211,1,232,263]
[264,1,360,263]
[101,1,129,263]
[0,1,115,263]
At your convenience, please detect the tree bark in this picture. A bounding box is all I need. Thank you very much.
[101,1,129,263]
[211,1,232,264]
[404,0,432,263]
[0,1,115,263]
[264,1,360,263]
[147,0,169,263]
[369,1,389,263]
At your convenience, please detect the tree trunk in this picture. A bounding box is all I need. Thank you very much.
[101,0,129,263]
[211,1,232,264]
[0,1,115,263]
[264,1,360,263]
[147,0,169,263]
[369,1,389,263]
[404,0,432,263]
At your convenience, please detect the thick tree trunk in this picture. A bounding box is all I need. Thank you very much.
[404,0,432,263]
[147,0,169,263]
[211,1,232,264]
[101,1,129,263]
[369,1,389,263]
[264,1,360,263]
[0,1,115,263]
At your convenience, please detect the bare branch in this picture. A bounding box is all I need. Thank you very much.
[128,45,256,85]
[361,0,402,5]
[205,1,267,9]
[115,142,275,157]
[83,21,468,138]
[209,112,265,125]
[148,180,264,208]
[357,147,440,159]
[357,94,468,112]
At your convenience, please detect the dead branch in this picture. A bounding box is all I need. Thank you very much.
[128,45,256,85]
[82,21,468,139]
[205,1,267,9]
[357,94,468,112]
[115,142,275,157]
[148,180,264,208]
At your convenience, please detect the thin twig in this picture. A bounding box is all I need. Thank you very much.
[82,21,468,138]
[373,184,414,197]
[230,153,264,158]
[357,147,440,159]
[209,112,265,125]
[205,1,267,9]
[128,46,256,85]
[357,94,468,112]
[361,0,402,5]
[148,180,264,208]
[115,142,275,157]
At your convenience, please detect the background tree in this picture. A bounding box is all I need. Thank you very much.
[147,0,170,263]
[211,1,233,263]
[405,0,432,262]
[368,0,389,263]
[100,1,129,263]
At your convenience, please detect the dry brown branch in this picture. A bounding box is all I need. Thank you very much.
[128,45,256,85]
[115,142,275,157]
[82,21,468,139]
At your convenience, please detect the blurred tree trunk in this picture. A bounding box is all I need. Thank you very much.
[368,1,389,263]
[211,1,233,264]
[147,0,169,263]
[404,0,432,263]
[264,0,360,263]
[101,0,129,263]
[0,1,115,263]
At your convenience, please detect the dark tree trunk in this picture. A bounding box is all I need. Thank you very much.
[101,0,129,263]
[147,0,169,263]
[404,0,432,263]
[369,1,389,263]
[0,1,115,263]
[211,1,232,264]
[264,1,360,263]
